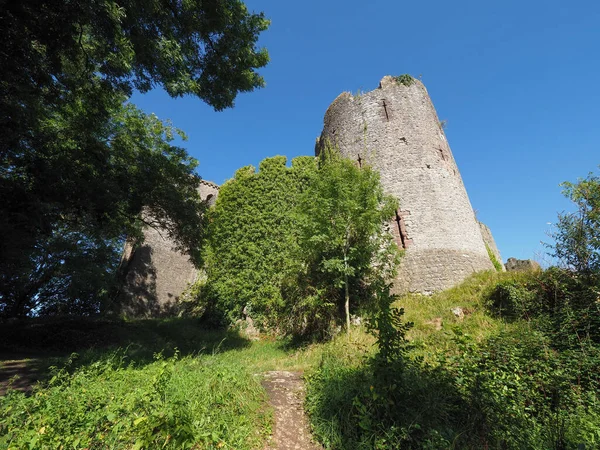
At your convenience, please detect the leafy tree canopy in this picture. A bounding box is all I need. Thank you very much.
[1,104,208,317]
[548,168,600,274]
[0,0,270,317]
[1,0,269,114]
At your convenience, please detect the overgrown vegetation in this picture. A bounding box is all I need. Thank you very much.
[394,74,415,86]
[485,242,503,272]
[305,169,600,449]
[198,150,399,337]
[306,269,600,449]
[201,155,314,328]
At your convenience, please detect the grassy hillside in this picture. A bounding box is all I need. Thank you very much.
[0,318,329,449]
[305,270,600,449]
[2,269,598,449]
[400,270,529,353]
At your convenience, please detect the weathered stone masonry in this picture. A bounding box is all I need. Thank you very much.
[479,222,504,271]
[120,76,504,315]
[318,76,499,293]
[119,180,219,317]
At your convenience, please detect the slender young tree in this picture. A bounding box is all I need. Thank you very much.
[296,148,400,333]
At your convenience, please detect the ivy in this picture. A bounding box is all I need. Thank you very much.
[203,156,315,327]
[201,151,400,337]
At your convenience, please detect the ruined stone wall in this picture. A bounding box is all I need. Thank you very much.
[319,76,494,293]
[119,180,219,317]
[479,222,504,271]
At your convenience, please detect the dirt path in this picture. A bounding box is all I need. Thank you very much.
[0,358,41,396]
[261,371,322,450]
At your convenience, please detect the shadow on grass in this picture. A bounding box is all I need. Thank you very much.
[0,317,251,393]
[306,357,488,450]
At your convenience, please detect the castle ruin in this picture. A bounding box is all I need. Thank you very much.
[318,76,501,293]
[121,76,502,314]
[119,180,219,317]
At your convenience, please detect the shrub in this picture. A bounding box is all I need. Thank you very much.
[536,268,600,348]
[394,74,414,86]
[485,268,600,347]
[447,327,600,449]
[306,323,600,449]
[485,278,538,320]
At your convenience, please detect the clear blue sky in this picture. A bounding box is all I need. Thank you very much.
[131,0,600,263]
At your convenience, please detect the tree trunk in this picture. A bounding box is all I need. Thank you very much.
[343,229,351,336]
[344,260,350,335]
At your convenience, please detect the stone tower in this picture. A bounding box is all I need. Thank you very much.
[318,76,497,293]
[118,180,219,317]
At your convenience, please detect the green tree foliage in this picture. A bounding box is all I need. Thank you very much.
[0,1,269,317]
[202,151,400,337]
[204,156,315,326]
[548,169,600,274]
[296,148,399,333]
[1,105,207,317]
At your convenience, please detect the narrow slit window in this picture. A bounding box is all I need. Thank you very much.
[394,210,412,249]
[395,211,406,248]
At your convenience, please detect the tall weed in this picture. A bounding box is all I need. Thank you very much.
[0,350,268,449]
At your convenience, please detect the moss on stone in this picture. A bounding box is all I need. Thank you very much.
[486,243,503,272]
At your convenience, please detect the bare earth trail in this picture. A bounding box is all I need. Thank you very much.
[0,357,41,396]
[261,371,323,450]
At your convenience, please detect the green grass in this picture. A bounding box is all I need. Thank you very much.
[397,270,533,357]
[0,320,270,449]
[485,243,504,272]
[1,351,270,449]
[304,270,600,449]
[0,317,356,449]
